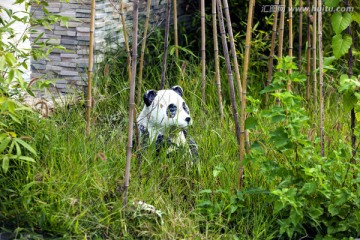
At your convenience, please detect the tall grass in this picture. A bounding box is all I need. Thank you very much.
[1,21,358,240]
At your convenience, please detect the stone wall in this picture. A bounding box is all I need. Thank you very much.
[30,0,186,93]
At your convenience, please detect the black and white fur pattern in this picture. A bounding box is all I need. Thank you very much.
[137,86,197,157]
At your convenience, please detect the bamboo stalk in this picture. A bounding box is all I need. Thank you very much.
[312,0,317,112]
[275,0,285,105]
[212,0,224,120]
[346,0,355,157]
[160,0,171,89]
[287,0,293,91]
[201,0,206,109]
[222,0,242,101]
[266,0,279,104]
[86,0,95,135]
[306,0,311,100]
[120,0,131,78]
[136,0,152,106]
[174,0,179,58]
[317,0,323,157]
[216,0,242,184]
[298,0,303,70]
[278,0,285,60]
[124,0,139,206]
[240,0,255,189]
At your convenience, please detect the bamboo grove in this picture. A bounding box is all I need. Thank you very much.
[82,0,357,202]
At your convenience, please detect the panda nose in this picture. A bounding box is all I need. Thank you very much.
[185,117,191,123]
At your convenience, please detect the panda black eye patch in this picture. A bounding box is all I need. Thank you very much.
[183,102,190,114]
[167,104,177,118]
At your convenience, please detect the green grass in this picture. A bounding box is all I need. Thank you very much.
[0,57,358,239]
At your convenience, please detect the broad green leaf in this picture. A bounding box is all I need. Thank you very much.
[343,92,357,112]
[331,12,352,34]
[328,221,349,234]
[290,208,303,227]
[274,199,285,214]
[270,127,290,148]
[301,181,317,195]
[14,138,37,156]
[325,0,339,7]
[334,188,351,206]
[308,206,323,219]
[2,156,9,173]
[245,116,258,130]
[250,141,265,154]
[271,114,286,123]
[328,204,340,216]
[332,34,352,59]
[351,11,360,26]
[324,56,337,67]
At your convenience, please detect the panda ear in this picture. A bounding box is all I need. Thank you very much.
[143,90,157,107]
[171,85,183,97]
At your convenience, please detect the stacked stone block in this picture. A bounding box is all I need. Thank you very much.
[30,0,185,93]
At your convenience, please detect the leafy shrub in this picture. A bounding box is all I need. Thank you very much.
[196,57,360,239]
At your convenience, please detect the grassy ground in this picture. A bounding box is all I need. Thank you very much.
[0,57,357,239]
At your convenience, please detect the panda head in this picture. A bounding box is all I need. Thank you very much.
[143,85,192,129]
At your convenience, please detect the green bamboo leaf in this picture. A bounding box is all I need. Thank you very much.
[331,12,352,34]
[15,141,21,156]
[9,113,21,124]
[8,69,15,82]
[18,156,36,163]
[0,56,6,70]
[2,156,9,173]
[0,137,11,153]
[332,34,352,59]
[4,52,17,67]
[14,138,37,156]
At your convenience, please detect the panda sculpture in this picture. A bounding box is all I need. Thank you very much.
[137,85,197,158]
